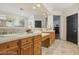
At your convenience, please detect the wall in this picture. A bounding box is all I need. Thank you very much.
[26,15,46,29]
[47,14,53,29]
[60,15,66,40]
[42,4,67,40]
[47,11,64,40]
[27,15,35,29]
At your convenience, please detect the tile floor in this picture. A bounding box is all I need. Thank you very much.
[42,39,79,55]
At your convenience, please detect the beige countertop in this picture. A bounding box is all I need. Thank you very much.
[42,33,50,37]
[0,32,41,44]
[42,30,55,32]
[0,30,54,44]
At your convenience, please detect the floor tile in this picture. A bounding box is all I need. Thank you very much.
[42,39,79,55]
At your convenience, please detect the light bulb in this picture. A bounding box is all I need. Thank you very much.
[32,6,36,9]
[36,4,41,7]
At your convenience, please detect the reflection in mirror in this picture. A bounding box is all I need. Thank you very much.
[13,19,24,27]
[0,15,26,27]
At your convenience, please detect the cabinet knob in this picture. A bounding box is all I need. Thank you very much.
[7,45,9,48]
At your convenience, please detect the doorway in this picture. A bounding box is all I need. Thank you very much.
[66,13,78,44]
[53,15,60,39]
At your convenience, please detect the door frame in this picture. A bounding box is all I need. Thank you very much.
[53,15,61,39]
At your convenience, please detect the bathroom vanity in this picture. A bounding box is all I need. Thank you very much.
[0,32,42,55]
[0,30,55,55]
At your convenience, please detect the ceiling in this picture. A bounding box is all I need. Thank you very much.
[0,3,78,17]
[44,3,78,11]
[0,3,48,17]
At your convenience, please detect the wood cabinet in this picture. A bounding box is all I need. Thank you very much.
[50,32,55,45]
[0,35,42,55]
[42,35,50,48]
[33,35,42,55]
[42,32,55,47]
[0,40,19,55]
[20,37,33,55]
[20,35,42,55]
[7,48,19,55]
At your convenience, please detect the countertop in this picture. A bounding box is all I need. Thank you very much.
[42,33,50,37]
[42,30,55,32]
[0,30,54,44]
[0,32,41,44]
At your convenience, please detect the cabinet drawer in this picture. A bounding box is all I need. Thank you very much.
[0,40,18,51]
[34,43,41,50]
[6,41,18,48]
[21,43,33,48]
[21,46,33,55]
[34,35,41,41]
[34,42,41,46]
[20,37,33,45]
[34,40,41,43]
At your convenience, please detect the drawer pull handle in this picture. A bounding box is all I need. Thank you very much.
[7,45,10,48]
[26,40,28,42]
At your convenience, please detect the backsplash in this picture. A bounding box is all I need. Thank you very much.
[0,27,26,34]
[0,27,54,35]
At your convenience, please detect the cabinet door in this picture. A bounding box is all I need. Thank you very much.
[0,47,19,55]
[50,32,55,44]
[0,51,7,55]
[7,48,19,55]
[0,40,19,55]
[21,44,33,55]
[34,43,41,55]
[34,35,41,55]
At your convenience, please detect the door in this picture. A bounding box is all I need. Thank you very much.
[67,13,78,44]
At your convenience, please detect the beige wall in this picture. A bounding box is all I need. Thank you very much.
[60,15,66,40]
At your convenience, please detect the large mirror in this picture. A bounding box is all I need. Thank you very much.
[0,15,47,28]
[0,15,27,27]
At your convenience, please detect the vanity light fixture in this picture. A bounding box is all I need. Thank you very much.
[43,13,47,17]
[32,6,36,9]
[19,8,24,16]
[36,4,41,7]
